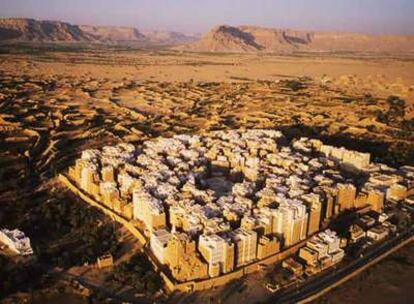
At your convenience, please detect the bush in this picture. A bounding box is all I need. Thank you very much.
[402,119,414,132]
[363,94,378,105]
[41,224,120,268]
[386,96,405,120]
[376,96,406,126]
[108,253,161,294]
[0,260,46,298]
[386,95,405,108]
[24,192,120,269]
[281,79,306,91]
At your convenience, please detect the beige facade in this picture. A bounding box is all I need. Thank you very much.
[387,184,408,201]
[354,191,368,209]
[307,201,321,235]
[100,182,119,206]
[336,183,356,211]
[325,192,335,219]
[299,246,318,266]
[102,166,115,182]
[97,254,114,269]
[164,233,208,282]
[367,190,384,212]
[150,229,172,264]
[257,235,280,259]
[198,234,235,277]
[80,166,99,193]
[282,258,304,276]
[133,189,166,233]
[230,229,258,268]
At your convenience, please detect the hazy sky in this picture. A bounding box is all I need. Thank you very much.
[1,0,414,34]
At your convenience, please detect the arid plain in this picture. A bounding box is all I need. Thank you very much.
[3,48,414,84]
[1,45,414,303]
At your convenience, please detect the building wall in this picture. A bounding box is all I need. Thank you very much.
[257,235,280,259]
[367,190,384,212]
[231,229,258,267]
[159,239,306,293]
[59,174,147,245]
[0,231,19,254]
[354,192,368,209]
[336,184,356,211]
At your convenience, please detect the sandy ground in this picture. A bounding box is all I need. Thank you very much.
[1,50,414,86]
[1,47,413,303]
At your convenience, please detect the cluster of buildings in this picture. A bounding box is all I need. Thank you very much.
[298,229,345,274]
[349,212,398,244]
[67,130,414,282]
[0,228,33,256]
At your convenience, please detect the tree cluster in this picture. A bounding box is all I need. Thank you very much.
[106,253,161,294]
[22,193,120,269]
[0,257,47,299]
[281,79,307,91]
[376,95,406,125]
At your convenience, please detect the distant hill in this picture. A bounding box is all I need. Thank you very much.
[179,25,414,53]
[0,18,194,46]
[79,25,146,42]
[141,30,197,45]
[3,19,413,52]
[0,18,93,42]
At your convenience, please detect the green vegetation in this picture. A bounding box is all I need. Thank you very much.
[376,95,406,125]
[106,253,161,294]
[40,224,119,268]
[382,142,414,167]
[280,79,307,91]
[0,257,48,299]
[373,95,413,142]
[386,95,405,115]
[402,119,414,132]
[21,189,120,268]
[0,189,121,299]
[392,209,412,230]
[362,94,378,105]
[261,265,291,286]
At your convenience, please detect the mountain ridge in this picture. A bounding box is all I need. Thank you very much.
[79,25,146,42]
[0,18,195,45]
[179,24,414,53]
[2,18,414,53]
[0,18,93,42]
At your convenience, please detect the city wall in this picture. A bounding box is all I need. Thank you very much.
[59,173,306,293]
[58,174,147,245]
[159,239,306,293]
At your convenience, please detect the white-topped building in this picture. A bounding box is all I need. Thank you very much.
[230,228,257,267]
[199,233,234,276]
[150,229,172,264]
[0,229,33,256]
